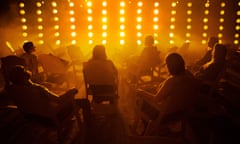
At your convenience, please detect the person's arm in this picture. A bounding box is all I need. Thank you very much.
[32,55,39,75]
[60,88,78,98]
[155,79,172,102]
[196,50,212,66]
[39,85,78,105]
[39,84,60,101]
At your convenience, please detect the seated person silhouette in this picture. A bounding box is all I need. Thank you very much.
[138,53,200,135]
[6,65,79,125]
[20,41,41,82]
[155,53,199,116]
[195,36,219,66]
[83,45,118,104]
[0,55,26,89]
[195,44,227,83]
[138,35,161,80]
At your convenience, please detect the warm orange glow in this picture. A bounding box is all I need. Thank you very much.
[12,0,239,53]
[120,9,125,15]
[70,17,75,22]
[36,2,42,7]
[120,1,125,7]
[120,17,125,22]
[87,16,93,22]
[171,10,176,15]
[202,32,207,37]
[236,18,240,23]
[221,2,226,7]
[72,40,76,44]
[102,1,107,7]
[54,17,59,21]
[38,40,44,45]
[137,32,142,37]
[154,2,159,7]
[171,2,177,7]
[37,18,43,22]
[87,1,92,7]
[52,2,57,7]
[169,32,174,38]
[205,2,210,8]
[54,25,59,30]
[137,9,142,14]
[102,17,107,23]
[88,25,93,30]
[136,24,142,30]
[187,10,192,15]
[234,40,239,44]
[154,9,159,14]
[136,17,142,22]
[102,40,107,44]
[53,9,58,14]
[71,25,76,30]
[120,25,125,30]
[21,18,27,23]
[186,33,191,37]
[102,32,107,37]
[37,25,43,30]
[187,25,191,30]
[170,40,174,44]
[38,33,43,38]
[120,32,125,37]
[138,2,143,7]
[153,17,158,22]
[203,25,208,30]
[171,17,176,22]
[187,18,192,23]
[88,32,93,37]
[202,40,207,44]
[71,32,76,37]
[120,40,125,45]
[22,32,28,37]
[153,25,158,30]
[69,2,74,7]
[187,2,192,7]
[170,25,175,29]
[88,40,93,44]
[36,10,42,15]
[137,40,142,45]
[87,9,92,14]
[19,2,24,8]
[219,18,224,23]
[55,32,60,37]
[204,10,209,15]
[234,33,239,38]
[102,10,107,15]
[22,25,27,30]
[218,33,223,38]
[102,25,107,30]
[219,26,224,31]
[236,25,240,30]
[203,18,208,23]
[56,40,61,45]
[19,10,25,15]
[220,10,225,15]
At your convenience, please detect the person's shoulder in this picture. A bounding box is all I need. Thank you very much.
[20,53,27,57]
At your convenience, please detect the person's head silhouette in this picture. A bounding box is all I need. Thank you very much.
[92,45,107,60]
[165,53,185,76]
